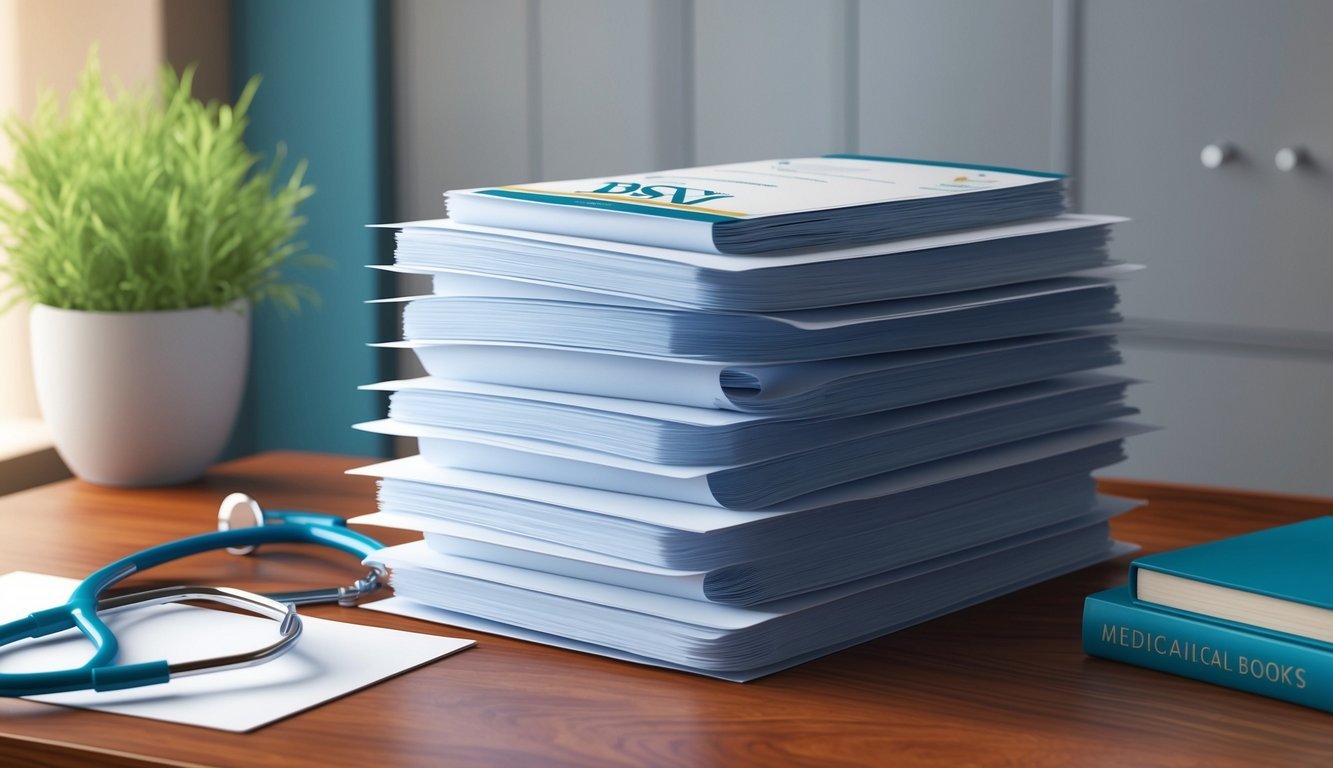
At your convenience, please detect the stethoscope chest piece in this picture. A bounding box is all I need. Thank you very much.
[218,492,265,556]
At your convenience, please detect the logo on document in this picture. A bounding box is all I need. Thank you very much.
[582,181,734,207]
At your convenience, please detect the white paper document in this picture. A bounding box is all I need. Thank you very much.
[364,368,1133,466]
[443,156,1067,254]
[376,332,1122,416]
[0,572,474,732]
[377,214,1125,311]
[379,214,1124,273]
[348,422,1144,532]
[397,277,1121,362]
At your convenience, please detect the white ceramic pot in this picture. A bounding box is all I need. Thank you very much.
[30,302,250,486]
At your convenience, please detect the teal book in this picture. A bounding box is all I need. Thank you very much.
[1129,517,1333,646]
[1083,586,1333,713]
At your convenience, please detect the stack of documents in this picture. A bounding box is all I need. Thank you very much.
[355,155,1145,680]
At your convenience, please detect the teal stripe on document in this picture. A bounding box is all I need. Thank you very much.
[227,0,393,458]
[475,189,739,223]
[822,153,1066,179]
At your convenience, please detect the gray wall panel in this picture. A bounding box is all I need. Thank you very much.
[857,0,1060,172]
[1080,0,1333,493]
[1111,342,1333,496]
[538,1,690,177]
[1080,0,1333,333]
[393,0,533,221]
[693,0,851,164]
[392,0,536,419]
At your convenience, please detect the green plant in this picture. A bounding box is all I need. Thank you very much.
[0,51,317,312]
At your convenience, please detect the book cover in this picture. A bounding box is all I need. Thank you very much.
[1130,518,1333,646]
[1130,518,1333,609]
[1083,585,1333,713]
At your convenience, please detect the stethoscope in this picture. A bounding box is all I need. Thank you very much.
[0,493,385,697]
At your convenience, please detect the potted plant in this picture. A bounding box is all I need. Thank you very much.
[0,52,315,486]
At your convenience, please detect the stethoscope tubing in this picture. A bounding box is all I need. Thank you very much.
[0,508,383,696]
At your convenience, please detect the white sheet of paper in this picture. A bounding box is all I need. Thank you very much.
[390,274,1114,331]
[367,369,1135,431]
[370,272,667,308]
[361,596,762,682]
[354,418,727,476]
[426,529,711,600]
[0,571,474,732]
[370,331,1117,411]
[371,213,1126,271]
[361,376,759,426]
[347,421,1153,533]
[367,261,1144,314]
[372,340,736,408]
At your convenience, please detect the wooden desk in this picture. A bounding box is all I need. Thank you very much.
[0,452,1328,767]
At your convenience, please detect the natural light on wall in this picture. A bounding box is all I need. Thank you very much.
[0,0,169,492]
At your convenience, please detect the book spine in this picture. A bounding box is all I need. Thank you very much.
[1082,592,1333,713]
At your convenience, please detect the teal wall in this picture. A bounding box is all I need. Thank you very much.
[228,0,393,458]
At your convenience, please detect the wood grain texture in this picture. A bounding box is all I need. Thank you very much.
[0,454,1330,767]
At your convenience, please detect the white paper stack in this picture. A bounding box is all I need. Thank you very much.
[355,155,1146,680]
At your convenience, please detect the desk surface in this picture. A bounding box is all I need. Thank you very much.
[0,452,1329,767]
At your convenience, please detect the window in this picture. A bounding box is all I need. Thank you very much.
[0,0,59,491]
[0,0,180,492]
